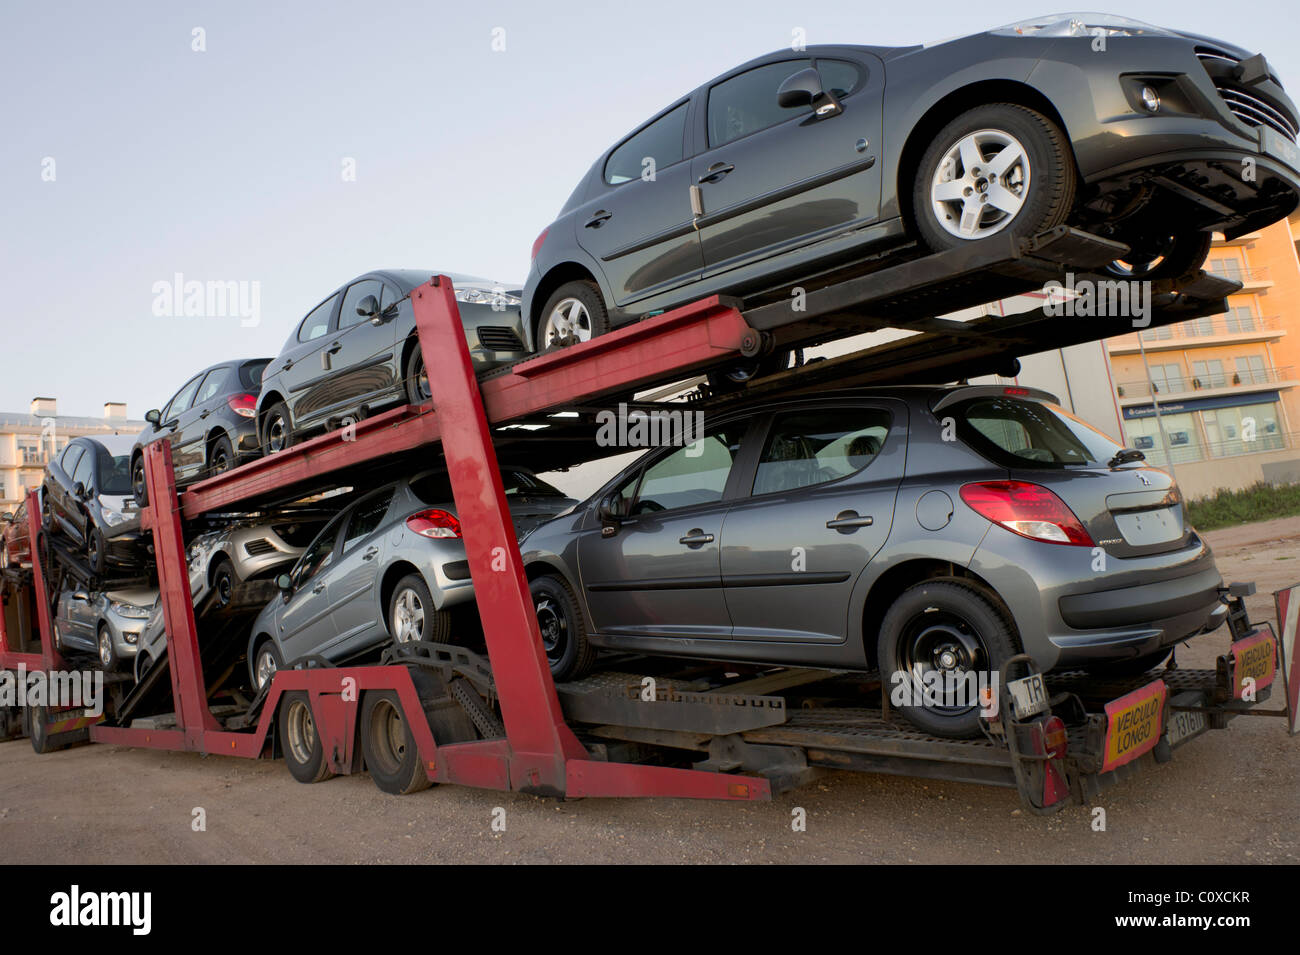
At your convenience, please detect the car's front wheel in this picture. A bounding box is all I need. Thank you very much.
[530,574,596,682]
[404,338,431,405]
[537,280,610,350]
[131,453,148,506]
[877,579,1021,738]
[913,103,1075,252]
[97,624,119,672]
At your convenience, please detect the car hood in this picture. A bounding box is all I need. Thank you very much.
[104,586,158,607]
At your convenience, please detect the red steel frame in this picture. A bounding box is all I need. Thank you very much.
[8,278,770,800]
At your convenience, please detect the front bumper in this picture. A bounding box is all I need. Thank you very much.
[103,609,144,660]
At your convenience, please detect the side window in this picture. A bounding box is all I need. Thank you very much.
[628,424,748,513]
[71,449,95,492]
[165,375,204,419]
[814,59,861,98]
[752,409,892,496]
[59,445,83,474]
[297,294,338,343]
[707,59,811,147]
[293,519,342,588]
[194,369,227,407]
[338,279,383,330]
[342,489,394,552]
[380,283,400,311]
[604,102,690,185]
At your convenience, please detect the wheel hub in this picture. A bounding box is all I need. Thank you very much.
[931,129,1030,240]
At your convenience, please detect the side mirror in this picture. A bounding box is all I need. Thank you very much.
[145,409,161,427]
[777,67,842,116]
[72,482,86,500]
[0,512,11,523]
[596,494,625,535]
[276,573,293,596]
[356,295,380,321]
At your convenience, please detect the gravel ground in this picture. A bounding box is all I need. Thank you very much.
[0,530,1296,864]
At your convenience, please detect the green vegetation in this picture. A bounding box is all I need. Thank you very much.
[1186,482,1300,532]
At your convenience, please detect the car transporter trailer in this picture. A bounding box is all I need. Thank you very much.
[1,225,1297,813]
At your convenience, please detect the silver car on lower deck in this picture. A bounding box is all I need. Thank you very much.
[54,584,157,671]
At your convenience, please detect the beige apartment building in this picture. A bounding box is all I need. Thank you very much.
[0,398,143,510]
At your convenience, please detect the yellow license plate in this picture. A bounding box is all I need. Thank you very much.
[1102,679,1167,772]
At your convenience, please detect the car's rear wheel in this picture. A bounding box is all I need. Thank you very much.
[537,280,610,350]
[250,639,283,693]
[707,348,803,395]
[913,103,1075,252]
[530,574,596,682]
[1106,232,1212,283]
[208,434,235,476]
[877,580,1021,738]
[86,526,107,576]
[279,691,334,784]
[360,690,432,794]
[97,624,119,672]
[261,402,294,455]
[404,339,431,405]
[387,574,451,645]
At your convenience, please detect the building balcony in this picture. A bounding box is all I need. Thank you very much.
[1108,314,1285,353]
[1115,365,1297,401]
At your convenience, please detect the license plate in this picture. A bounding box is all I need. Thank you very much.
[1166,707,1207,747]
[1114,507,1181,546]
[1007,673,1048,720]
[1261,125,1300,173]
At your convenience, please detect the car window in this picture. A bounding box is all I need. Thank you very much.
[380,283,400,311]
[502,470,567,497]
[97,450,132,496]
[59,445,83,475]
[708,59,811,147]
[753,409,892,496]
[626,424,748,514]
[342,488,394,552]
[338,279,383,331]
[239,360,269,390]
[813,59,861,98]
[293,518,342,588]
[297,294,338,343]
[954,397,1120,468]
[194,368,228,406]
[409,471,455,506]
[71,449,95,492]
[604,102,690,185]
[14,502,26,522]
[165,374,204,419]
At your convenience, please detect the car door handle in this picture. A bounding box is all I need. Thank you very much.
[362,546,378,561]
[678,529,715,547]
[281,359,294,371]
[584,210,612,229]
[826,511,873,530]
[199,409,210,419]
[697,162,734,184]
[312,583,325,595]
[327,341,342,354]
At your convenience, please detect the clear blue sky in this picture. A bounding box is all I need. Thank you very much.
[2,0,1296,417]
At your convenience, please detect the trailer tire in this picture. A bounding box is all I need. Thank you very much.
[877,579,1020,739]
[279,691,334,784]
[27,704,57,755]
[360,690,432,795]
[530,574,596,682]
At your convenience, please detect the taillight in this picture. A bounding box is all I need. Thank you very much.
[406,509,462,539]
[530,227,549,261]
[227,394,257,418]
[1043,715,1068,759]
[959,481,1094,546]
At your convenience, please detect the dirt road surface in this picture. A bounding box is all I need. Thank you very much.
[1,529,1296,864]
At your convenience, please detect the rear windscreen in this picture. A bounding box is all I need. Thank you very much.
[240,360,270,390]
[953,397,1121,468]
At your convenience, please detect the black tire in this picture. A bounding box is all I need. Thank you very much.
[208,433,235,476]
[249,638,283,693]
[536,280,610,350]
[1106,232,1212,283]
[40,493,52,532]
[387,574,451,646]
[530,574,596,682]
[1082,648,1172,677]
[707,348,803,395]
[360,690,432,794]
[27,705,58,755]
[131,453,148,507]
[86,525,107,576]
[877,580,1021,739]
[279,691,334,784]
[404,338,431,405]
[211,557,237,608]
[913,103,1075,253]
[261,401,294,456]
[97,624,119,672]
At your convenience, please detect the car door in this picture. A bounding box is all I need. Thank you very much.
[691,56,884,274]
[326,486,396,652]
[574,418,758,641]
[50,443,84,535]
[177,367,230,479]
[321,279,399,416]
[721,402,905,644]
[63,589,97,650]
[276,512,346,663]
[271,293,341,429]
[573,100,704,308]
[157,373,205,476]
[68,448,97,545]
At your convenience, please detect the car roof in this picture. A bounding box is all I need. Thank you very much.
[76,433,138,456]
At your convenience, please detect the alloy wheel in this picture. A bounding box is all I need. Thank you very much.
[255,647,278,690]
[930,129,1030,239]
[98,630,112,668]
[541,298,594,347]
[392,588,425,643]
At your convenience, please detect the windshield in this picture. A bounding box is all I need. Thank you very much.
[98,450,134,495]
[992,13,1172,37]
[953,397,1122,468]
[503,470,567,497]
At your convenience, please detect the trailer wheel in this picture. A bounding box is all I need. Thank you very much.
[279,691,334,784]
[913,103,1074,252]
[537,280,610,350]
[877,580,1020,739]
[360,690,432,795]
[530,574,596,682]
[27,705,58,755]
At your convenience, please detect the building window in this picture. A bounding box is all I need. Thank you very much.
[1149,363,1186,394]
[1209,255,1244,281]
[1235,355,1268,385]
[1191,359,1226,389]
[1225,305,1257,333]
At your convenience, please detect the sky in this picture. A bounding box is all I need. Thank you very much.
[3,0,1298,422]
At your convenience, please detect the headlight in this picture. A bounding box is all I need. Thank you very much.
[101,506,126,526]
[109,601,150,619]
[993,14,1173,38]
[455,286,521,310]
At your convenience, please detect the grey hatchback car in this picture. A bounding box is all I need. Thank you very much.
[520,386,1227,737]
[246,467,577,691]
